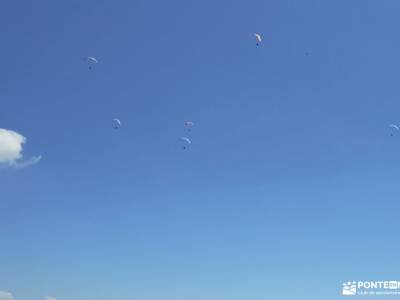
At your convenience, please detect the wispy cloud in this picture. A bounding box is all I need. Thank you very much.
[0,128,41,168]
[14,154,42,169]
[45,296,56,300]
[0,291,13,300]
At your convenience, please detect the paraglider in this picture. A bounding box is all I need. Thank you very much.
[185,121,194,131]
[389,124,399,136]
[87,56,98,70]
[254,33,262,46]
[113,118,121,129]
[181,137,191,150]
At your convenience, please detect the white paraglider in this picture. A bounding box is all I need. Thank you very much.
[185,121,194,131]
[180,137,191,150]
[389,124,399,136]
[254,33,262,46]
[87,56,98,69]
[113,118,121,129]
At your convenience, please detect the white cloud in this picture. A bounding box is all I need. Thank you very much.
[0,128,41,168]
[14,154,42,169]
[0,129,25,163]
[0,291,13,300]
[45,296,56,300]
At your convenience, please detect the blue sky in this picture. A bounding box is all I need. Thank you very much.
[1,0,400,299]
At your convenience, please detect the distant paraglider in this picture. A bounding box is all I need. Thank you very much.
[254,33,262,46]
[181,137,191,150]
[87,56,98,70]
[389,124,399,136]
[113,118,121,129]
[185,121,194,131]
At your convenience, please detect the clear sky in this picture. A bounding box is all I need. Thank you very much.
[1,0,400,299]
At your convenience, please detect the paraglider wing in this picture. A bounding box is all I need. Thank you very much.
[113,118,121,129]
[87,56,98,64]
[181,137,191,144]
[389,124,399,130]
[86,56,98,69]
[180,137,191,150]
[254,33,262,44]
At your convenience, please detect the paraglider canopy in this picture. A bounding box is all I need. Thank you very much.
[87,56,98,63]
[181,137,191,144]
[87,56,98,69]
[185,121,194,131]
[113,118,121,129]
[389,124,399,136]
[389,124,399,130]
[254,33,262,46]
[180,137,191,150]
